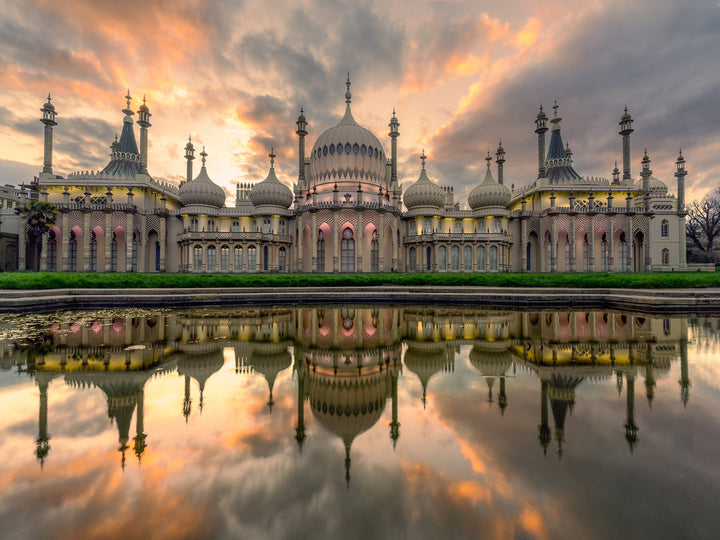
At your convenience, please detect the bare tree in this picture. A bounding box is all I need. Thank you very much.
[686,186,720,263]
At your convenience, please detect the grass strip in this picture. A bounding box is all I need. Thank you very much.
[0,271,719,290]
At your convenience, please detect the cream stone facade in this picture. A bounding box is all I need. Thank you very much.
[19,83,689,273]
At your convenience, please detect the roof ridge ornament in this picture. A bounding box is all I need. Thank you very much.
[200,145,207,167]
[420,149,426,169]
[270,147,276,169]
[122,89,134,117]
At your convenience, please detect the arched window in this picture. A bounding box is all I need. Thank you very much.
[111,233,118,272]
[68,231,77,272]
[90,231,97,272]
[279,247,286,271]
[155,241,161,272]
[132,232,138,272]
[426,246,432,271]
[193,245,203,271]
[341,228,355,272]
[464,246,472,271]
[248,246,257,270]
[371,230,379,272]
[490,245,498,271]
[451,245,459,270]
[662,248,670,265]
[317,230,325,272]
[232,221,240,233]
[221,245,230,272]
[661,219,669,238]
[234,246,243,271]
[409,247,417,270]
[48,230,57,271]
[423,218,432,235]
[263,245,269,271]
[526,243,531,271]
[583,234,589,272]
[619,233,627,272]
[438,246,447,270]
[601,233,608,272]
[190,218,198,232]
[207,245,216,271]
[478,246,485,271]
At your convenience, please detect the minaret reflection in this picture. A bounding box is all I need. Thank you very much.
[469,341,512,414]
[34,371,61,468]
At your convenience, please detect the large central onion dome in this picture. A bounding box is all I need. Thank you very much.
[469,153,511,210]
[250,149,294,208]
[404,151,445,210]
[309,77,387,189]
[178,147,226,208]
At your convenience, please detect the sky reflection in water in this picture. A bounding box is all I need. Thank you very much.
[0,307,719,540]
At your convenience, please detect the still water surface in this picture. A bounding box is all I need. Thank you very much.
[0,307,719,540]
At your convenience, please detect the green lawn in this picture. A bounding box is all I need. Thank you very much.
[0,271,718,290]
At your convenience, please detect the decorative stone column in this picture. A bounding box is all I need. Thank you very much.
[356,211,363,272]
[61,211,69,271]
[83,211,91,271]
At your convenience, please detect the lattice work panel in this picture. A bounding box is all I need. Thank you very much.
[317,210,333,226]
[527,217,540,236]
[594,215,610,234]
[362,211,378,229]
[110,212,126,232]
[633,215,649,236]
[575,215,590,233]
[556,215,570,232]
[339,210,358,227]
[68,211,83,229]
[90,212,106,230]
[145,215,161,235]
[383,214,396,230]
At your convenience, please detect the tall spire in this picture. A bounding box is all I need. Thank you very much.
[122,89,134,117]
[345,72,352,105]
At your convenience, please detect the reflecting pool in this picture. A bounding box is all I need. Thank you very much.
[1,307,719,539]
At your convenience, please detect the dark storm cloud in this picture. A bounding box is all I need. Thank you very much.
[429,0,720,203]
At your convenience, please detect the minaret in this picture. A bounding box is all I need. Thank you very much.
[184,136,195,185]
[495,141,505,185]
[296,107,308,197]
[388,108,400,186]
[534,105,548,178]
[640,149,652,212]
[40,93,57,177]
[137,95,152,175]
[612,161,620,185]
[675,150,686,214]
[619,107,634,183]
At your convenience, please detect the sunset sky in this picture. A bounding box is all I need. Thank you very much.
[1,0,719,205]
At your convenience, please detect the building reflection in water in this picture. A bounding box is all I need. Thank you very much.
[2,306,697,480]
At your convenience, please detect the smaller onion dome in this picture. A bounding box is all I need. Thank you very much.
[468,152,511,210]
[178,146,226,207]
[635,149,668,195]
[403,151,445,210]
[250,149,294,208]
[42,93,55,112]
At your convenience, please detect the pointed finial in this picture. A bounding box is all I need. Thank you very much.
[269,147,276,168]
[345,73,352,105]
[553,99,558,116]
[200,145,207,166]
[300,106,304,115]
[126,89,131,108]
[539,103,543,113]
[420,149,426,169]
[115,133,118,142]
[47,92,52,103]
[485,151,492,169]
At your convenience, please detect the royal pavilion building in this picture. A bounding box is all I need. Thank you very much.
[18,78,689,274]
